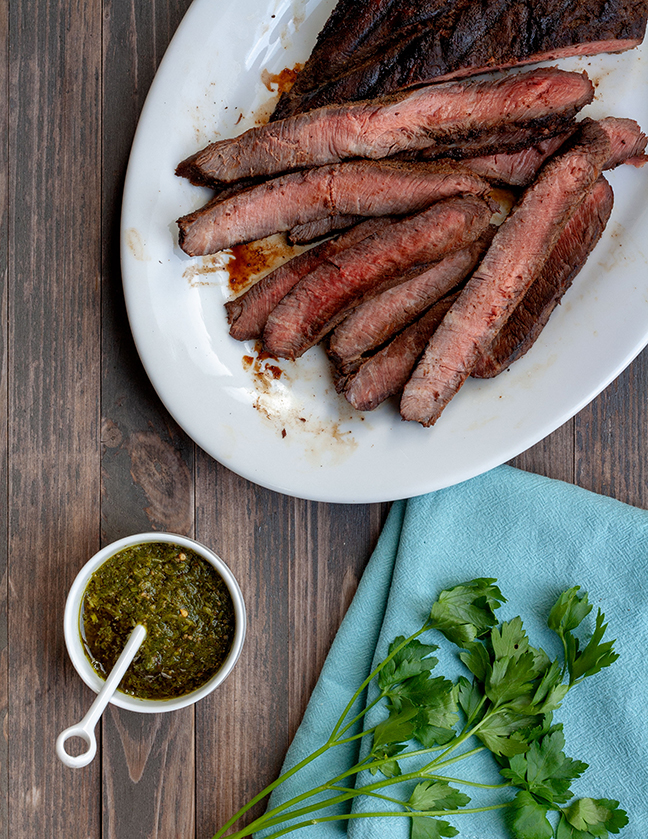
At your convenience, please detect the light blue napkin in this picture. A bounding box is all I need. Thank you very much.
[258,465,648,839]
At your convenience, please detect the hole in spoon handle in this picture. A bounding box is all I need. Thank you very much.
[56,724,97,768]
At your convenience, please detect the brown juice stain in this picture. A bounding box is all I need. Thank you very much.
[226,234,305,294]
[241,345,358,459]
[260,64,303,95]
[183,254,231,287]
[253,63,303,126]
[125,228,150,262]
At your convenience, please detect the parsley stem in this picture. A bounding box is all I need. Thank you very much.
[225,802,514,839]
[428,774,512,790]
[336,690,387,739]
[216,624,437,838]
[329,626,428,742]
[327,785,412,807]
[211,740,331,839]
[424,745,487,771]
[242,748,501,838]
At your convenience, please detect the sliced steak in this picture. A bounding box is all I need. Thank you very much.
[460,133,573,186]
[343,294,459,412]
[263,195,493,359]
[400,119,611,427]
[329,229,494,374]
[472,176,614,378]
[176,68,594,185]
[273,0,648,118]
[288,215,365,245]
[226,217,394,342]
[423,116,646,186]
[177,160,490,256]
[410,117,581,162]
[599,116,648,168]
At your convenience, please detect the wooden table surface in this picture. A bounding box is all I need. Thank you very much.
[1,1,647,837]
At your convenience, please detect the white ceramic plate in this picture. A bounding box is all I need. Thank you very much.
[121,0,648,504]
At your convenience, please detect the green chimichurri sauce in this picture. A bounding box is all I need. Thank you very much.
[80,542,236,700]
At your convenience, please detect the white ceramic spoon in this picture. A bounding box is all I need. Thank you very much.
[56,624,147,768]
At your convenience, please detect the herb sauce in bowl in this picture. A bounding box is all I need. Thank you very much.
[80,542,236,701]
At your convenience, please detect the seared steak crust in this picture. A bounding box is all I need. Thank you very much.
[176,68,594,185]
[400,119,611,426]
[472,176,614,378]
[263,195,493,360]
[273,0,648,119]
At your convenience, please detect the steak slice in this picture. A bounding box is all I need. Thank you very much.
[225,217,394,342]
[599,116,648,168]
[177,160,490,256]
[400,119,611,427]
[288,215,365,245]
[263,195,493,360]
[329,229,494,375]
[176,67,594,185]
[459,133,574,186]
[343,294,459,412]
[272,0,648,119]
[428,116,647,185]
[282,116,645,252]
[472,176,614,378]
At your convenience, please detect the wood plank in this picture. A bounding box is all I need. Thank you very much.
[193,454,389,837]
[7,0,102,835]
[100,1,196,837]
[575,354,648,508]
[510,418,575,484]
[0,0,8,833]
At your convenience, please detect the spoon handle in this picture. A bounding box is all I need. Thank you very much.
[56,624,147,768]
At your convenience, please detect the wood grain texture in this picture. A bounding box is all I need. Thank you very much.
[510,419,575,484]
[7,0,102,836]
[193,456,389,837]
[575,358,648,508]
[0,0,645,837]
[0,0,8,833]
[100,1,196,837]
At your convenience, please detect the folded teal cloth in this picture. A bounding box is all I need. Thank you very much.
[259,465,648,839]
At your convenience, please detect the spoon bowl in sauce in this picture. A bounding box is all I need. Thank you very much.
[63,533,246,713]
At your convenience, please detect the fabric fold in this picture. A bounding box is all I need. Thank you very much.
[258,466,648,839]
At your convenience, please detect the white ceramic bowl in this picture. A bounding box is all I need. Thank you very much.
[64,532,246,713]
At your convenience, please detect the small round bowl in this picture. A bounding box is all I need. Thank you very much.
[64,532,246,713]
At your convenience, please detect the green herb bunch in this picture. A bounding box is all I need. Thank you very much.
[214,579,627,839]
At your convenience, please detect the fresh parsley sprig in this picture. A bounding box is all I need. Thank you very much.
[213,579,627,839]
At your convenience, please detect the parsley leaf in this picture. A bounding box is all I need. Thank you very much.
[476,710,537,757]
[409,780,471,811]
[379,637,439,690]
[372,699,419,750]
[501,730,587,806]
[566,611,619,684]
[557,798,629,838]
[548,589,619,685]
[411,816,459,839]
[548,587,593,634]
[426,578,505,646]
[408,781,467,839]
[509,790,554,839]
[456,676,484,723]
